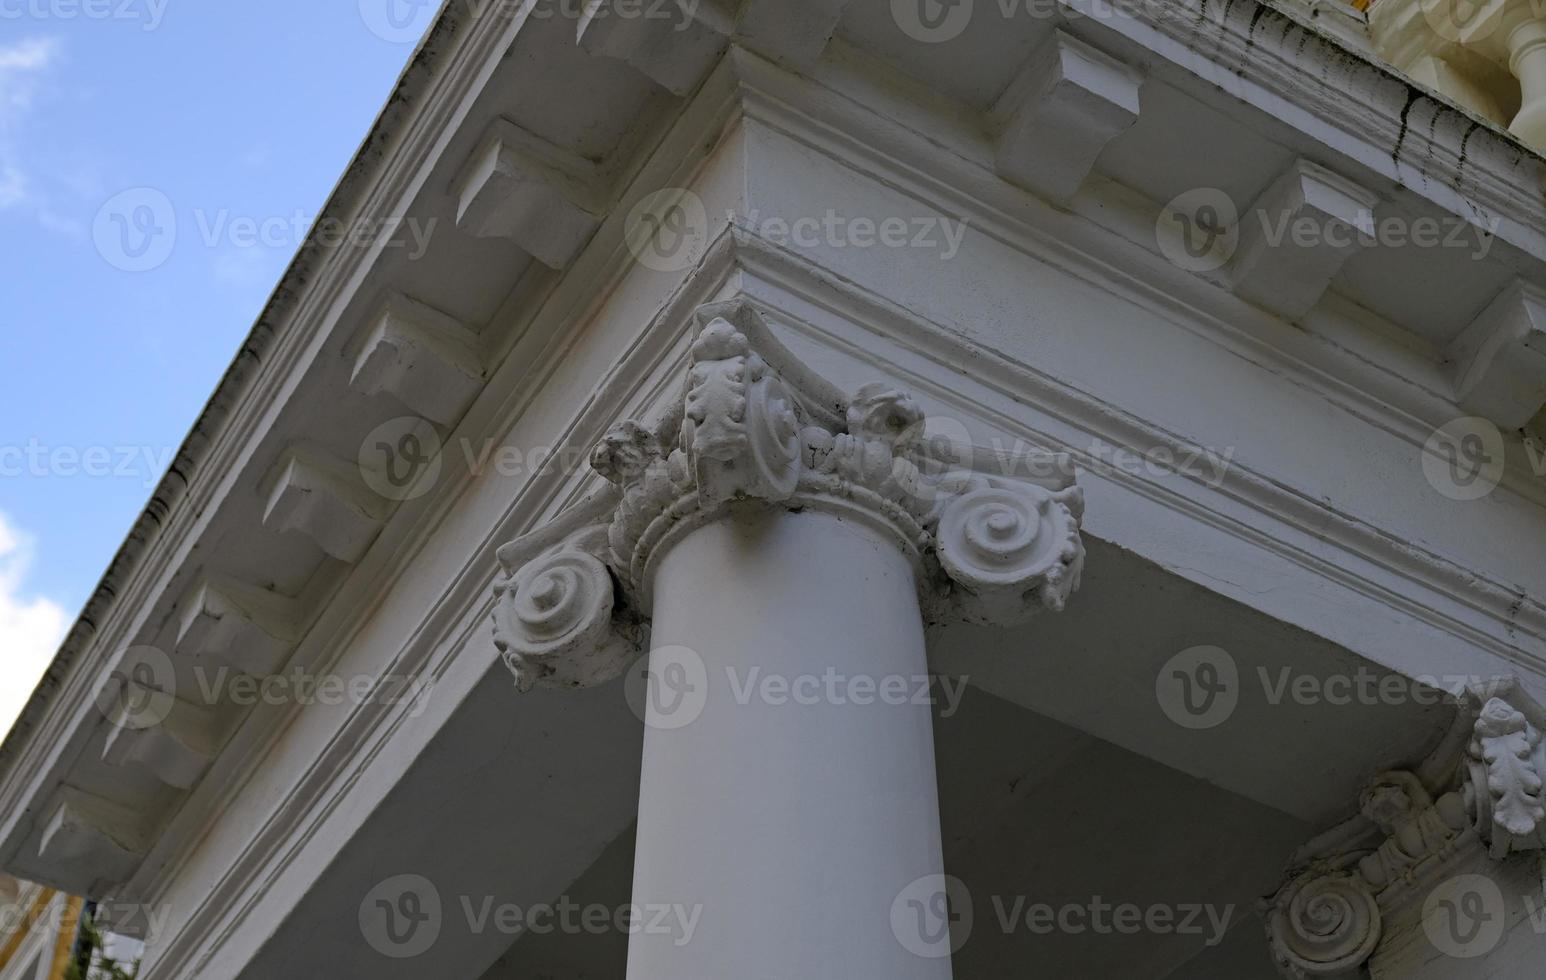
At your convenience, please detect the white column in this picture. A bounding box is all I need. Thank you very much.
[628,506,949,978]
[490,300,1085,979]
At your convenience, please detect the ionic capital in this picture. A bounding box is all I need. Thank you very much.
[1265,679,1546,978]
[490,300,1086,691]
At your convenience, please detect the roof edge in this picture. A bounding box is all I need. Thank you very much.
[0,3,468,773]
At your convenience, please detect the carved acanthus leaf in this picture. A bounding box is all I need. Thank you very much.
[1466,691,1546,857]
[490,299,1087,690]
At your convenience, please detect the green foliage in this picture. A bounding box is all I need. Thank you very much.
[63,912,140,980]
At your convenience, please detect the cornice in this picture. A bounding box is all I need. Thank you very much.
[0,0,525,842]
[1115,0,1546,256]
[729,42,1546,503]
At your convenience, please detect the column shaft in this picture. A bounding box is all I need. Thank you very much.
[626,505,951,979]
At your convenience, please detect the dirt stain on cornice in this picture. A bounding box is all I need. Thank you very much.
[1393,88,1422,170]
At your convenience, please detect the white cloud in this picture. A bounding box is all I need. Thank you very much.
[0,36,60,216]
[0,37,58,124]
[0,37,56,71]
[0,513,70,739]
[0,164,25,208]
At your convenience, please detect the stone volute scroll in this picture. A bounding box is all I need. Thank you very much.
[1264,678,1546,979]
[490,299,1087,692]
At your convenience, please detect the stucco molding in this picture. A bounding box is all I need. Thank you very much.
[490,300,1086,691]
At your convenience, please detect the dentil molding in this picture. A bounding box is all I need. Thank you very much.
[1265,678,1546,978]
[489,300,1087,692]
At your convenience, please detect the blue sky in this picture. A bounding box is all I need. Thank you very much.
[0,1,435,730]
